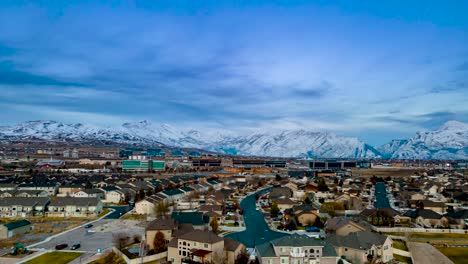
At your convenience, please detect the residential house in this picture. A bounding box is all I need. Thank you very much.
[18,183,58,196]
[444,209,468,229]
[46,197,103,217]
[274,198,296,211]
[0,197,50,217]
[163,189,185,202]
[360,208,402,227]
[325,217,369,236]
[403,209,448,228]
[0,183,17,191]
[256,234,338,264]
[224,237,246,264]
[0,219,33,239]
[171,211,209,230]
[167,229,244,264]
[284,204,320,226]
[134,193,168,215]
[58,184,83,196]
[269,187,293,200]
[408,200,447,214]
[147,218,176,250]
[100,186,126,204]
[328,231,393,263]
[73,189,105,200]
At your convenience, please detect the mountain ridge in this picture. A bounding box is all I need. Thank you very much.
[1,120,467,159]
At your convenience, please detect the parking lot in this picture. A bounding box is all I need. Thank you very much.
[30,219,144,253]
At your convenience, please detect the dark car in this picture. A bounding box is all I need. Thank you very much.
[84,224,93,228]
[306,227,321,233]
[70,243,81,250]
[55,244,68,250]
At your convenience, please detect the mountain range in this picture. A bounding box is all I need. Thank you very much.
[1,120,467,159]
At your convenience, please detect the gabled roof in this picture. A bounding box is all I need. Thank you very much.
[3,219,32,230]
[0,197,50,207]
[100,186,118,191]
[147,218,175,231]
[326,217,368,232]
[171,211,209,226]
[257,234,337,258]
[49,197,100,207]
[224,237,243,252]
[162,189,184,196]
[327,231,389,250]
[403,209,442,219]
[178,230,223,244]
[445,209,468,219]
[360,208,400,218]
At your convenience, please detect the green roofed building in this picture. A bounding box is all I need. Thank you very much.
[151,160,165,171]
[0,219,33,239]
[122,160,165,172]
[122,160,151,172]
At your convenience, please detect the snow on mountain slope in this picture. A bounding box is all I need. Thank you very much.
[0,120,380,158]
[390,121,468,159]
[378,139,408,158]
[207,130,380,158]
[1,120,467,159]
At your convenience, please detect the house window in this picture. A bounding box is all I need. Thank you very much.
[345,248,348,251]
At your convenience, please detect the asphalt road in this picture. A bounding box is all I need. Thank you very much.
[104,205,132,219]
[374,182,391,208]
[226,188,288,248]
[30,219,144,253]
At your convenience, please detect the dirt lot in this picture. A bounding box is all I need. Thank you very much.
[351,168,426,178]
[0,218,88,250]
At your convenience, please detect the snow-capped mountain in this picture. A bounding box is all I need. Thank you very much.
[205,130,380,158]
[390,121,468,159]
[0,120,379,158]
[1,120,467,159]
[378,139,408,158]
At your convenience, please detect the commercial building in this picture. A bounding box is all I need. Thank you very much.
[122,160,165,172]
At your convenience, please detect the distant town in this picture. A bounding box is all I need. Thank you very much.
[0,143,466,264]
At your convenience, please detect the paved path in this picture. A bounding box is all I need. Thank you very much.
[407,242,454,264]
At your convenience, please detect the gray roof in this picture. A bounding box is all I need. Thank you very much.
[326,217,369,232]
[224,237,243,252]
[257,234,337,258]
[0,197,50,207]
[147,218,175,231]
[178,230,223,244]
[49,197,100,207]
[327,231,388,250]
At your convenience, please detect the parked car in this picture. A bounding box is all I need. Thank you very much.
[55,244,68,250]
[70,243,81,250]
[84,224,93,228]
[306,227,321,233]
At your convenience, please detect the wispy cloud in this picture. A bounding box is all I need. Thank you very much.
[0,1,467,144]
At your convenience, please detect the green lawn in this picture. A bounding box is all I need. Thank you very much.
[25,252,82,264]
[410,233,468,240]
[392,240,408,251]
[436,247,468,264]
[393,254,412,264]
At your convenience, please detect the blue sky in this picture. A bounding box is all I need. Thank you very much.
[1,1,468,145]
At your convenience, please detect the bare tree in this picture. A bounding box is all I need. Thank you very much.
[113,232,130,250]
[154,201,170,218]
